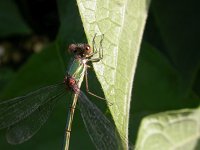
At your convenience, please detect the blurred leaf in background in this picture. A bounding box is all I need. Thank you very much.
[0,0,31,37]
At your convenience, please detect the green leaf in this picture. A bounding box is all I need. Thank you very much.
[0,0,94,149]
[151,0,200,91]
[133,43,199,112]
[0,43,64,99]
[135,108,200,150]
[0,0,31,37]
[130,43,199,144]
[77,0,151,142]
[0,68,14,91]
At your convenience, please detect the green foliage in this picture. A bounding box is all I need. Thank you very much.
[0,0,200,149]
[131,0,200,149]
[77,0,151,143]
[0,0,31,37]
[135,108,200,150]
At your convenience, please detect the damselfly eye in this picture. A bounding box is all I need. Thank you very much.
[86,46,90,50]
[84,44,92,54]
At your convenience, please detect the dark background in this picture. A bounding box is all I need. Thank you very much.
[0,0,200,149]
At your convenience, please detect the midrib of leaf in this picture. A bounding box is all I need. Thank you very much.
[77,0,151,144]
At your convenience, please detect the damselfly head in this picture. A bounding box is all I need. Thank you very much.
[68,43,92,58]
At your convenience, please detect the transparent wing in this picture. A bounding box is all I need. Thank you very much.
[0,83,65,129]
[78,91,125,150]
[6,91,64,144]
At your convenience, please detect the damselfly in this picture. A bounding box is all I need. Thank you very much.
[0,34,127,150]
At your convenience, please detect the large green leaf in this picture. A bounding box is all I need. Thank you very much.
[77,0,151,141]
[135,108,200,150]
